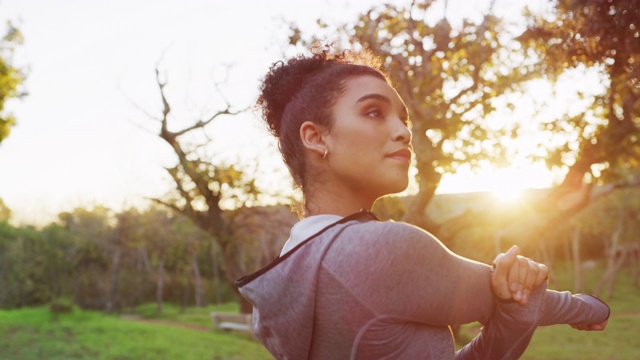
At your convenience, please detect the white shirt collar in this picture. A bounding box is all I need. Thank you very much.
[279,214,343,256]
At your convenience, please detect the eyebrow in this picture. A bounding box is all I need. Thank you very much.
[356,93,409,120]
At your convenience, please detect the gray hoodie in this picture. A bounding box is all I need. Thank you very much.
[237,211,609,359]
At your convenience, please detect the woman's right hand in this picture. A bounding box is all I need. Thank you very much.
[570,319,608,331]
[491,245,549,305]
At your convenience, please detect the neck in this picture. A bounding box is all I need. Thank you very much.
[303,182,376,217]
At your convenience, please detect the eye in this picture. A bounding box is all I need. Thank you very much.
[366,108,382,118]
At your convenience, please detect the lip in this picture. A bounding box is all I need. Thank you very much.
[386,148,412,163]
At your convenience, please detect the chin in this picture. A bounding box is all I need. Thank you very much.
[381,179,409,196]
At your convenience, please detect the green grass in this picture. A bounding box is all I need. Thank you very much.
[2,264,638,359]
[0,305,272,360]
[522,266,640,360]
[131,302,240,328]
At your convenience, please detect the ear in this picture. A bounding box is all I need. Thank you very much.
[300,121,328,157]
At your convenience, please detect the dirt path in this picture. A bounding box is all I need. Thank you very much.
[120,315,211,332]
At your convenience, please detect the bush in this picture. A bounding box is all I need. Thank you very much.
[49,297,75,319]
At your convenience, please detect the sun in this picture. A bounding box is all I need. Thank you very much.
[491,184,523,202]
[439,163,554,198]
[485,165,553,202]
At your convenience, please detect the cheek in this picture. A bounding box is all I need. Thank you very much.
[339,125,384,151]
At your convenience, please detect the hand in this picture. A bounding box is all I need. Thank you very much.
[570,319,608,331]
[491,245,549,305]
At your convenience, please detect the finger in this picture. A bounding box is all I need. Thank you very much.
[520,258,540,304]
[493,245,518,272]
[571,320,607,331]
[491,246,518,300]
[591,319,608,331]
[508,257,529,304]
[507,257,519,293]
[534,263,549,287]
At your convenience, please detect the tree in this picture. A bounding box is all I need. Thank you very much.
[0,197,11,221]
[290,1,546,230]
[0,21,26,145]
[144,67,294,311]
[148,68,255,311]
[289,0,639,278]
[568,187,640,295]
[136,206,174,313]
[517,0,640,202]
[59,206,114,309]
[0,220,74,309]
[169,213,211,308]
[508,0,640,284]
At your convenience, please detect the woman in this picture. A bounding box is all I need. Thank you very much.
[236,50,609,359]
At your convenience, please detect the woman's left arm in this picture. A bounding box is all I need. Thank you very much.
[491,245,610,330]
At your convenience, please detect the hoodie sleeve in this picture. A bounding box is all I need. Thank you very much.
[539,291,610,326]
[336,221,609,358]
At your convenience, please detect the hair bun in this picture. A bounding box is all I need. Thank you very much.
[257,53,328,137]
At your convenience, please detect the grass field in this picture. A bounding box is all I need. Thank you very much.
[0,304,271,360]
[522,266,640,359]
[1,266,638,359]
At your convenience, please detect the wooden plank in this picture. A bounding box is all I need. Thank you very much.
[210,312,252,332]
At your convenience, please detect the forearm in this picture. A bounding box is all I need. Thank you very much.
[455,283,546,360]
[539,290,610,326]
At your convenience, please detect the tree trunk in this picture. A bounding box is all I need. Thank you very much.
[594,218,626,297]
[211,239,222,305]
[192,251,203,307]
[156,258,165,314]
[182,267,190,311]
[402,165,440,231]
[631,242,639,289]
[606,256,626,297]
[139,245,151,273]
[222,250,253,313]
[537,235,553,276]
[106,247,122,314]
[571,228,584,293]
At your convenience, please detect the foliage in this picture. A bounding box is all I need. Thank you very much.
[572,188,640,243]
[0,197,11,221]
[0,20,25,145]
[372,195,408,221]
[0,221,74,309]
[49,297,75,321]
[0,205,240,312]
[146,68,296,312]
[290,1,552,228]
[286,1,640,264]
[518,0,640,186]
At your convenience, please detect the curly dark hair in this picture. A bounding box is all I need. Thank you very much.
[257,49,388,191]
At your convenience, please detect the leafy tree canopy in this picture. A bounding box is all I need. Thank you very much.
[0,20,26,145]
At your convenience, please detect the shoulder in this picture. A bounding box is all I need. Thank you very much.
[339,219,442,251]
[346,219,433,238]
[325,219,456,278]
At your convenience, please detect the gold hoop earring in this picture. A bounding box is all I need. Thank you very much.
[323,148,328,159]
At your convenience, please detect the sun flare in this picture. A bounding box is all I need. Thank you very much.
[438,163,554,200]
[485,166,550,202]
[491,185,523,202]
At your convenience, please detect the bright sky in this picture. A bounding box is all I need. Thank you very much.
[0,0,557,225]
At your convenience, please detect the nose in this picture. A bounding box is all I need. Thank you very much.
[391,119,412,144]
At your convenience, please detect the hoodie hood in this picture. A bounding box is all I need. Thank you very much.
[236,211,377,359]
